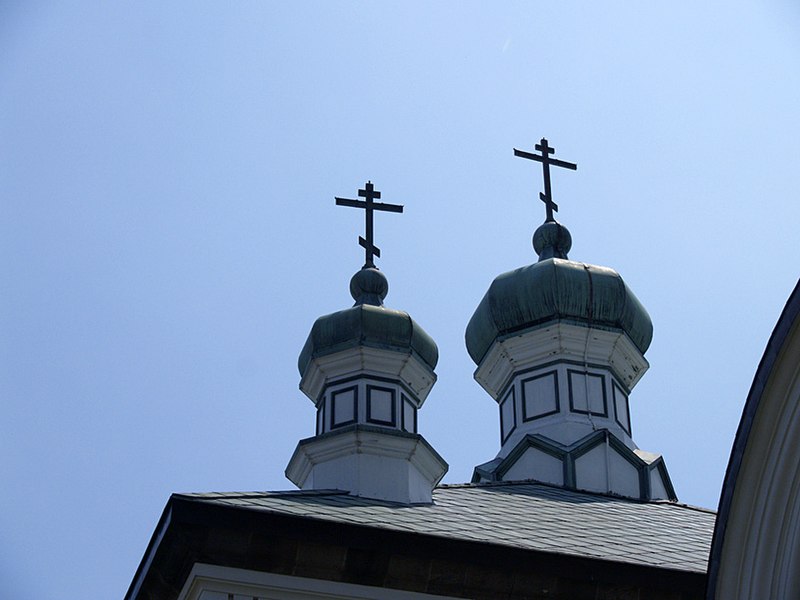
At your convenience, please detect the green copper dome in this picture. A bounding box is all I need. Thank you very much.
[298,268,438,376]
[465,222,653,366]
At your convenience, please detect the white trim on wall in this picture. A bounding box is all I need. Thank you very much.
[178,563,460,600]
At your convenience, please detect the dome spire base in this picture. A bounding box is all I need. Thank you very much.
[350,267,388,307]
[533,221,572,261]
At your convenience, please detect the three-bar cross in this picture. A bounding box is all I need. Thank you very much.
[335,181,403,268]
[514,138,577,222]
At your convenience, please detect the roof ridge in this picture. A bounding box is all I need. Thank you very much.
[172,483,716,514]
[174,489,351,500]
[435,480,717,513]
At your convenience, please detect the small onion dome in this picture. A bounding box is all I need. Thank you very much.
[465,224,653,366]
[297,268,439,376]
[533,220,572,261]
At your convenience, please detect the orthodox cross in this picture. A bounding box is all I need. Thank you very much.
[335,181,403,268]
[514,138,577,222]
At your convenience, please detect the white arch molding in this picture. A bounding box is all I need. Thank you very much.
[709,280,800,599]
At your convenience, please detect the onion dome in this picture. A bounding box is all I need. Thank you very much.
[465,221,652,367]
[288,181,447,504]
[298,267,438,377]
[466,139,673,501]
[289,265,446,505]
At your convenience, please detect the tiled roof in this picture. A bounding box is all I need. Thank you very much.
[179,481,715,574]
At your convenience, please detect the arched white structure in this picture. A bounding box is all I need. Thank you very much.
[708,280,800,599]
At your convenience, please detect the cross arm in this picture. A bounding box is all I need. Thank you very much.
[359,236,380,257]
[335,197,404,213]
[513,148,578,171]
[335,197,362,209]
[373,201,403,213]
[540,192,558,212]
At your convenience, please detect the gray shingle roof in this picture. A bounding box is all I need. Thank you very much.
[179,481,715,574]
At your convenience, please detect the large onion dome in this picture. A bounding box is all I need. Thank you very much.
[465,221,652,366]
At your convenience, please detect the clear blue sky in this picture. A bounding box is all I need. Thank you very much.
[2,2,800,598]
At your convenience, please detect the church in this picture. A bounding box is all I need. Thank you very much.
[124,139,799,599]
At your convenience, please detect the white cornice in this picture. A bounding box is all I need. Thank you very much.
[474,321,649,399]
[299,346,437,405]
[285,428,448,504]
